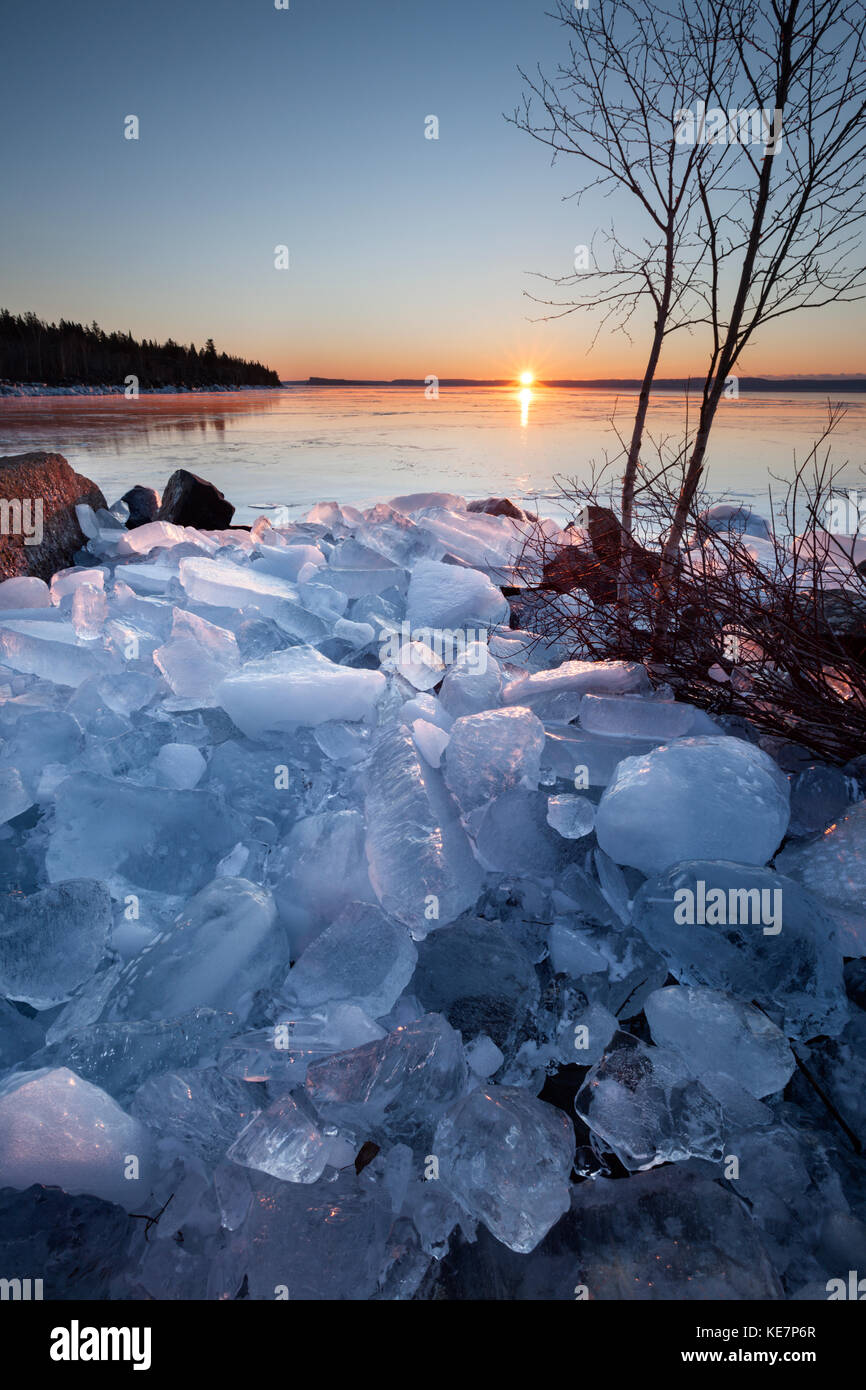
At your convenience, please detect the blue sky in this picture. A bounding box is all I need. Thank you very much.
[2,0,863,379]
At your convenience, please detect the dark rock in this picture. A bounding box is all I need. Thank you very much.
[429,1167,782,1299]
[157,469,235,529]
[0,450,106,581]
[0,1184,135,1299]
[121,484,161,530]
[467,497,536,521]
[413,917,539,1057]
[541,505,660,607]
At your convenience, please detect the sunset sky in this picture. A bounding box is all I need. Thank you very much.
[2,0,864,382]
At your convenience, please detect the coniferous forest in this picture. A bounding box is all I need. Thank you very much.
[0,310,280,388]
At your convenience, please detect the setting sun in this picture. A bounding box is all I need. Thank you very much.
[519,371,534,386]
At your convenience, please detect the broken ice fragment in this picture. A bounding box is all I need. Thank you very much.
[0,879,112,1009]
[443,706,545,814]
[576,1032,724,1171]
[283,901,417,1020]
[364,727,483,938]
[434,1084,574,1253]
[227,1091,329,1183]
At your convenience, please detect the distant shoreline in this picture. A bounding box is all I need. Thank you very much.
[297,375,866,392]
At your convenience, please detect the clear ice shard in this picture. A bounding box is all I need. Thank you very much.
[0,1067,153,1210]
[305,1012,467,1141]
[578,692,695,739]
[596,735,790,875]
[226,1091,329,1183]
[282,901,417,1020]
[111,877,282,1021]
[0,879,112,1009]
[24,1009,237,1105]
[433,1084,574,1253]
[363,727,483,938]
[546,793,596,839]
[631,860,847,1039]
[442,706,545,814]
[575,1031,725,1170]
[644,986,795,1098]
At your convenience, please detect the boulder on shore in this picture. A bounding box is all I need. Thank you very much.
[0,451,107,582]
[120,485,161,530]
[157,469,235,529]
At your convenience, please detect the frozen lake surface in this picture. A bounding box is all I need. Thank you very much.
[1,384,863,525]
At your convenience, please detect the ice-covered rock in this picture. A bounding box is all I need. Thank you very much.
[283,901,417,1020]
[364,727,483,938]
[644,986,795,1098]
[632,860,847,1038]
[434,1085,574,1253]
[443,706,545,814]
[0,879,112,1009]
[596,736,790,875]
[217,646,385,738]
[777,801,866,955]
[0,1067,153,1209]
[406,559,509,630]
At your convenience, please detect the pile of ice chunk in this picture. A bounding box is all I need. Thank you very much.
[0,486,860,1301]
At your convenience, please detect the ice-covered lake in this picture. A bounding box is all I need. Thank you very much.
[1,385,863,525]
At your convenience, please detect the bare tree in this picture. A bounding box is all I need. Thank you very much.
[652,0,866,653]
[510,0,743,618]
